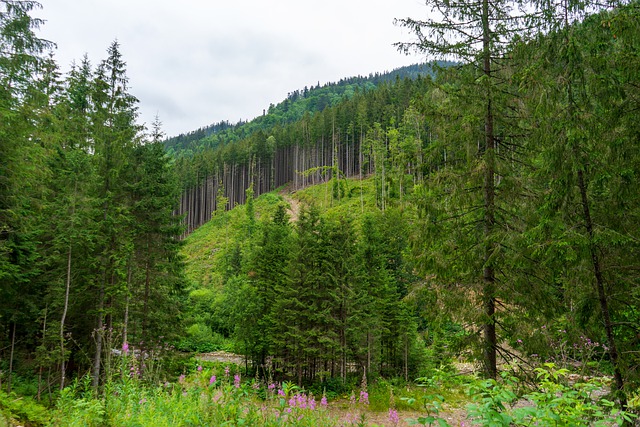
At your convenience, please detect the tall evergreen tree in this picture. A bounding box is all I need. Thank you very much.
[396,0,542,378]
[0,0,53,389]
[522,0,638,408]
[125,116,185,352]
[89,40,141,389]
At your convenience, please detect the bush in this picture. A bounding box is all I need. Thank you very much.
[0,390,51,426]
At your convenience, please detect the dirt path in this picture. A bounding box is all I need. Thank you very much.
[280,190,301,223]
[329,405,468,426]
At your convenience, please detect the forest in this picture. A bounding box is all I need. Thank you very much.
[1,0,640,425]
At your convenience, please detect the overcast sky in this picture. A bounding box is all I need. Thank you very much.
[37,0,429,137]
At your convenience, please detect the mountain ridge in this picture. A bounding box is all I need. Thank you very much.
[163,62,453,156]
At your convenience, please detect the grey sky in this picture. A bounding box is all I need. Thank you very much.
[38,0,428,137]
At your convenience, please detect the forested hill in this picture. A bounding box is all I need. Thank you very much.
[163,62,451,156]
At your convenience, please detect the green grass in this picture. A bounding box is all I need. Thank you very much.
[293,176,379,223]
[181,191,286,288]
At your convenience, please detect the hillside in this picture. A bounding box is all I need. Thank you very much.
[163,62,450,157]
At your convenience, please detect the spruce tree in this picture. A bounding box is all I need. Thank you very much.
[0,0,53,388]
[89,40,141,389]
[522,0,638,408]
[396,0,542,378]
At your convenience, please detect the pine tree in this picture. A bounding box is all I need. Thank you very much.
[0,0,53,390]
[396,0,542,378]
[522,0,638,408]
[125,116,185,352]
[89,40,141,390]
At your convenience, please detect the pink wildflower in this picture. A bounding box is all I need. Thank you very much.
[297,393,307,409]
[359,390,369,405]
[234,374,241,388]
[388,408,399,425]
[209,375,216,385]
[178,374,185,383]
[122,341,129,355]
[197,365,203,372]
[320,394,328,407]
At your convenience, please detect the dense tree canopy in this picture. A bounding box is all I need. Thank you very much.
[1,1,639,421]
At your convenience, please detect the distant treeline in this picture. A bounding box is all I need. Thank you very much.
[173,73,435,235]
[163,63,451,158]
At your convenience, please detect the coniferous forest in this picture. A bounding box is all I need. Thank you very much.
[1,0,640,425]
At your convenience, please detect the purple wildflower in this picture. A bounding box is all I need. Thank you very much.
[388,408,399,425]
[297,393,308,409]
[224,366,230,377]
[209,375,216,385]
[359,390,369,405]
[278,388,286,397]
[320,393,328,407]
[234,374,241,388]
[122,341,129,355]
[197,365,203,372]
[178,374,185,383]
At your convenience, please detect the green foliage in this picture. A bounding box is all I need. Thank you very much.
[50,371,343,427]
[0,390,50,426]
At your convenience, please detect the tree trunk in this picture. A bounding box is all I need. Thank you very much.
[60,243,72,390]
[577,168,627,409]
[38,306,48,401]
[8,322,16,393]
[92,278,105,391]
[123,259,132,347]
[482,0,497,380]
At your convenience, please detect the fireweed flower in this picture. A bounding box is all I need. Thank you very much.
[209,375,216,385]
[350,391,356,405]
[234,374,241,388]
[309,396,316,410]
[278,388,286,397]
[388,408,399,425]
[297,393,308,409]
[122,341,129,355]
[178,374,185,383]
[320,393,328,407]
[359,390,369,405]
[197,365,203,372]
[224,366,230,377]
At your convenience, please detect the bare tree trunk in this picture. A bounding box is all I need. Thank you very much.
[577,168,627,409]
[60,244,72,390]
[38,307,47,401]
[7,322,16,393]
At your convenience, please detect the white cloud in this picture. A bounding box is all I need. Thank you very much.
[38,0,429,136]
